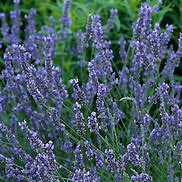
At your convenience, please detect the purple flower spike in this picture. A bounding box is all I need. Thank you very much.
[131,173,152,182]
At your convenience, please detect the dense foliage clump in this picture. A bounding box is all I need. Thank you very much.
[0,0,181,181]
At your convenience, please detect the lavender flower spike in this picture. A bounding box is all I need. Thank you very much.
[105,8,118,33]
[133,3,152,40]
[60,0,71,38]
[88,112,100,134]
[177,33,182,56]
[73,102,85,135]
[131,173,152,182]
[19,120,45,152]
[83,14,94,48]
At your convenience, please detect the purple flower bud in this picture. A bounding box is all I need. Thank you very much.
[73,102,85,135]
[119,38,127,61]
[105,8,118,33]
[0,123,19,146]
[13,0,20,4]
[70,78,87,105]
[127,143,140,166]
[96,84,107,113]
[84,141,94,160]
[131,173,152,182]
[25,9,37,38]
[177,33,182,56]
[19,120,44,152]
[105,149,118,172]
[95,150,104,169]
[77,30,85,66]
[0,13,10,43]
[10,0,22,44]
[133,3,152,40]
[60,0,71,38]
[140,113,151,132]
[72,168,92,181]
[83,14,94,48]
[74,143,84,169]
[88,112,100,134]
[158,83,169,97]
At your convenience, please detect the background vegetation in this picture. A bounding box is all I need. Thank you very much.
[0,0,181,181]
[0,0,181,78]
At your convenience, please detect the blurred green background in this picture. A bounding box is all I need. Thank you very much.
[0,0,181,39]
[0,0,181,80]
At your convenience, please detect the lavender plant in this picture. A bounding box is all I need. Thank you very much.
[0,0,181,181]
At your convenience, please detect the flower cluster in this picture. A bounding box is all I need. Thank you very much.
[0,1,181,182]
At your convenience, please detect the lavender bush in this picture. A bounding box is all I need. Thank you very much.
[0,0,181,181]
